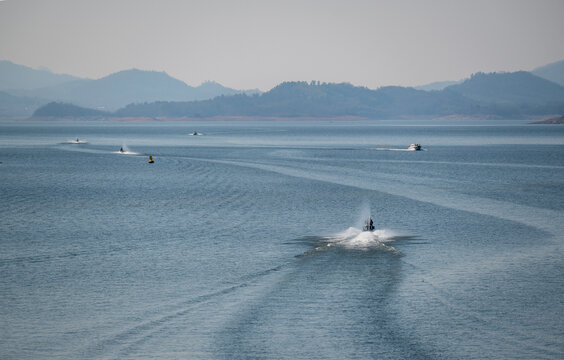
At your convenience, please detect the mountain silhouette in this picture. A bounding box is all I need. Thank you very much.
[532,59,564,87]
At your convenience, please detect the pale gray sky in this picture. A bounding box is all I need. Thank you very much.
[1,0,563,90]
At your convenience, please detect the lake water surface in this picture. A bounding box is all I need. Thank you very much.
[1,120,563,359]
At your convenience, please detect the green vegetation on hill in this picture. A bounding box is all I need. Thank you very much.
[445,71,564,105]
[113,72,564,119]
[29,70,564,120]
[32,102,109,118]
[0,62,261,115]
[24,69,261,111]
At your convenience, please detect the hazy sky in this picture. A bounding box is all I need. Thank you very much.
[1,0,563,90]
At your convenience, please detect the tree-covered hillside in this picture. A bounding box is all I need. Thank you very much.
[32,102,109,118]
[114,72,564,119]
[445,71,564,105]
[32,71,564,120]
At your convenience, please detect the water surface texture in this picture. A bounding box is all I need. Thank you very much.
[1,120,563,359]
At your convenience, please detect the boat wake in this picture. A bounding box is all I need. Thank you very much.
[308,202,405,253]
[115,144,141,155]
[300,227,405,256]
[371,148,413,151]
[330,227,401,250]
[114,150,141,155]
[63,139,88,144]
[370,148,426,151]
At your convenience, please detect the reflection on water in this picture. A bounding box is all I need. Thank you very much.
[0,120,563,359]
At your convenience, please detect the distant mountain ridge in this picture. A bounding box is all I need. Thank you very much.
[415,80,463,91]
[21,69,261,111]
[0,60,81,91]
[0,62,261,115]
[415,59,564,91]
[25,69,198,110]
[4,59,563,120]
[109,71,564,120]
[444,71,564,105]
[532,60,564,87]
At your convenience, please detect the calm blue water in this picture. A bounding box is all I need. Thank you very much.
[1,120,563,359]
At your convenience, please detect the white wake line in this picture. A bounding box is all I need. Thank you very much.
[280,155,564,170]
[190,157,563,237]
[114,151,141,155]
[193,158,563,355]
[200,158,564,352]
[370,148,422,151]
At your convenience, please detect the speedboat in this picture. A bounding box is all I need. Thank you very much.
[190,131,201,136]
[363,217,375,231]
[408,144,421,151]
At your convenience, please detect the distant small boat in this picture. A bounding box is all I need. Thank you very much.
[408,144,421,151]
[120,147,124,153]
[363,217,375,231]
[190,131,202,136]
[148,155,154,164]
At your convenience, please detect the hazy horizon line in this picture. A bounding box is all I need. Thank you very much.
[2,57,563,92]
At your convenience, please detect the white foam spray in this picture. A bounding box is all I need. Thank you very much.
[64,139,87,144]
[115,143,140,155]
[321,202,402,253]
[328,227,400,252]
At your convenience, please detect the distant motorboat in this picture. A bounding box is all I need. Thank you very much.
[115,146,139,155]
[148,155,154,164]
[190,131,202,136]
[408,144,421,151]
[363,217,375,231]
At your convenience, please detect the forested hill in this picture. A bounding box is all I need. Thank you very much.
[114,72,564,119]
[114,81,482,119]
[0,61,261,115]
[33,71,564,120]
[445,71,564,105]
[24,69,260,111]
[32,102,109,118]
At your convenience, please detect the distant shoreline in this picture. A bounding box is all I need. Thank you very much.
[2,115,554,122]
[529,115,564,124]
